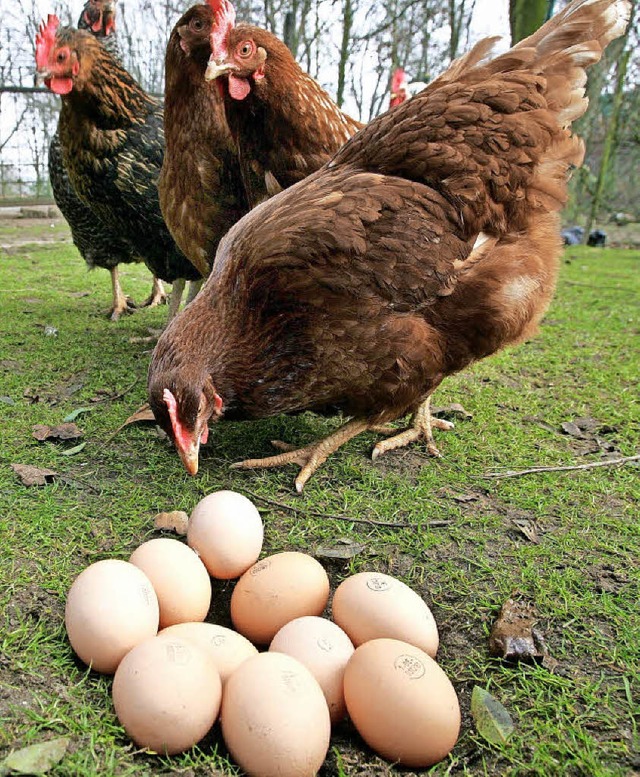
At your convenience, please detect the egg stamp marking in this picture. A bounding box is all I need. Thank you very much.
[316,638,333,653]
[165,641,192,666]
[250,559,271,576]
[281,669,303,693]
[210,634,227,647]
[140,584,154,606]
[366,577,392,592]
[394,654,426,679]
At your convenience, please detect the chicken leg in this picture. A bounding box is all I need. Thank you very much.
[109,266,136,321]
[230,419,370,493]
[140,276,168,309]
[371,396,454,460]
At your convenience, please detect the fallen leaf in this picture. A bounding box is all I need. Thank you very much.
[471,686,514,745]
[489,599,545,661]
[153,510,189,535]
[511,518,540,544]
[69,291,90,298]
[431,403,473,420]
[2,736,70,774]
[60,442,87,457]
[315,540,365,560]
[11,464,58,486]
[561,421,587,439]
[123,404,156,426]
[0,396,16,405]
[452,492,478,503]
[63,407,91,423]
[32,423,83,442]
[572,417,601,433]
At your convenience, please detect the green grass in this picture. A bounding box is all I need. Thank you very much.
[0,225,638,776]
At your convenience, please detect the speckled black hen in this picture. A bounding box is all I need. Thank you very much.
[36,15,201,318]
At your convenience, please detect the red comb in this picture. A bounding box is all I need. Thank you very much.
[207,0,236,59]
[35,14,60,70]
[391,67,407,94]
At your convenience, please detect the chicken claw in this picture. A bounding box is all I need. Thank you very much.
[230,419,370,492]
[371,397,454,460]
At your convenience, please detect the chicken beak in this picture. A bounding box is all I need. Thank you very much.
[35,70,50,87]
[204,59,235,82]
[177,438,200,476]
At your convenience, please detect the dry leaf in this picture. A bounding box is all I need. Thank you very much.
[489,599,545,661]
[431,403,473,420]
[11,464,58,487]
[123,404,156,426]
[2,736,70,774]
[153,510,189,535]
[315,540,365,560]
[32,423,83,442]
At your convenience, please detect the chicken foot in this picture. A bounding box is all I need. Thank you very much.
[109,266,136,321]
[140,276,168,309]
[371,397,454,460]
[230,419,370,493]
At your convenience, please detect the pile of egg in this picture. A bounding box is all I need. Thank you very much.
[65,490,460,774]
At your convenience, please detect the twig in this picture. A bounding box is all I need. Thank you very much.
[238,489,452,529]
[91,378,140,405]
[484,455,640,479]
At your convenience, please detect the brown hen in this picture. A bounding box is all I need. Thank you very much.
[159,4,248,283]
[148,0,630,492]
[202,0,363,207]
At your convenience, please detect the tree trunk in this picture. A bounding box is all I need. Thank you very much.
[509,0,551,43]
[336,0,354,108]
[582,47,631,239]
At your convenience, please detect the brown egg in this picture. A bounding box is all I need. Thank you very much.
[112,634,222,755]
[231,552,330,645]
[187,490,263,579]
[159,622,258,685]
[344,638,460,767]
[65,559,159,674]
[221,652,331,777]
[129,538,211,628]
[270,616,354,724]
[332,571,439,656]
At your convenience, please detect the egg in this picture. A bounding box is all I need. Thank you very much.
[65,559,159,674]
[343,638,460,767]
[221,652,331,777]
[129,538,211,628]
[332,571,439,656]
[187,490,263,579]
[269,616,354,724]
[231,552,330,644]
[159,622,258,685]
[112,634,222,755]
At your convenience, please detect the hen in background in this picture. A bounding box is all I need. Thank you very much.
[159,4,248,279]
[48,0,166,320]
[389,67,428,108]
[36,15,202,322]
[149,0,630,492]
[203,0,363,207]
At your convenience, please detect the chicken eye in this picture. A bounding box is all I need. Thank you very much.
[57,51,67,63]
[237,40,255,58]
[191,18,203,31]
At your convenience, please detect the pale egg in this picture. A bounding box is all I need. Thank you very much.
[187,490,263,579]
[159,622,258,685]
[65,559,159,674]
[129,538,211,628]
[221,652,331,777]
[112,634,222,755]
[343,638,460,767]
[332,571,439,656]
[270,616,354,724]
[231,552,330,644]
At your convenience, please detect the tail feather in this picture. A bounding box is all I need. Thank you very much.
[333,0,630,235]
